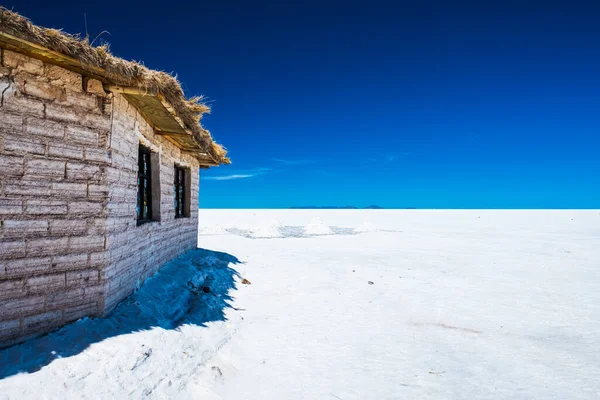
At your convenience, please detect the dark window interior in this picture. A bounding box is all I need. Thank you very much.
[137,145,152,224]
[174,165,186,218]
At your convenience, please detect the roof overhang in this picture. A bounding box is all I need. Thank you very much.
[105,85,219,166]
[0,31,219,167]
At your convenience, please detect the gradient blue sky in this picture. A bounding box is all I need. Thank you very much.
[8,1,599,208]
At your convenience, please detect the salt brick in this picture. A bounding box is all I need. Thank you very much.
[89,252,108,267]
[0,154,24,175]
[2,180,50,199]
[0,199,23,215]
[45,64,82,92]
[126,186,140,199]
[23,310,62,332]
[2,87,45,117]
[25,158,65,177]
[0,111,23,134]
[111,152,137,172]
[52,253,88,270]
[45,103,79,124]
[2,220,49,237]
[105,232,134,249]
[88,184,109,198]
[105,167,120,183]
[1,257,52,276]
[51,182,87,197]
[66,162,101,180]
[111,137,134,154]
[105,217,131,234]
[111,118,133,134]
[26,200,68,215]
[86,79,105,96]
[0,296,45,320]
[100,264,118,280]
[66,125,99,146]
[49,219,88,235]
[118,275,137,293]
[113,93,127,109]
[0,320,20,339]
[115,252,140,271]
[23,78,65,101]
[105,246,129,263]
[69,235,105,252]
[106,284,134,306]
[103,294,120,314]
[110,186,128,199]
[64,302,98,322]
[25,117,65,139]
[3,51,44,75]
[11,73,35,92]
[125,103,140,120]
[26,237,69,257]
[85,148,111,164]
[106,202,133,217]
[84,284,104,298]
[48,143,84,159]
[46,287,84,310]
[87,218,108,235]
[122,139,138,154]
[0,279,26,300]
[27,273,65,293]
[81,112,110,131]
[108,169,135,185]
[3,134,46,155]
[69,201,104,216]
[0,240,26,259]
[61,91,99,112]
[66,269,99,287]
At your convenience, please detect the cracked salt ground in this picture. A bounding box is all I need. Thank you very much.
[1,209,599,399]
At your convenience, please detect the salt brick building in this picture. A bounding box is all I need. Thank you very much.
[0,8,229,347]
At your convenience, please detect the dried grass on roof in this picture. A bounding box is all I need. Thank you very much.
[0,7,229,164]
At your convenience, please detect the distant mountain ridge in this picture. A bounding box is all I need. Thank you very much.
[289,205,385,209]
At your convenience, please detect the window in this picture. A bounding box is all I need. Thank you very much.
[137,145,153,224]
[174,165,186,218]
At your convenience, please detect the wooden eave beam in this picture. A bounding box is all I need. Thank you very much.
[154,130,192,138]
[103,84,158,97]
[197,160,219,167]
[0,31,108,82]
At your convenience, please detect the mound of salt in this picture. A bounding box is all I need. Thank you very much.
[304,218,333,235]
[249,220,282,238]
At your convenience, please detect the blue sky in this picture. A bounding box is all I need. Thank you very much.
[9,0,600,208]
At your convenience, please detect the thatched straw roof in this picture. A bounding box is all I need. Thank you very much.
[0,7,229,165]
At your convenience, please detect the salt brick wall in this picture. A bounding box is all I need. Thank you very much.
[0,49,110,346]
[102,93,199,312]
[0,49,201,346]
[105,95,202,314]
